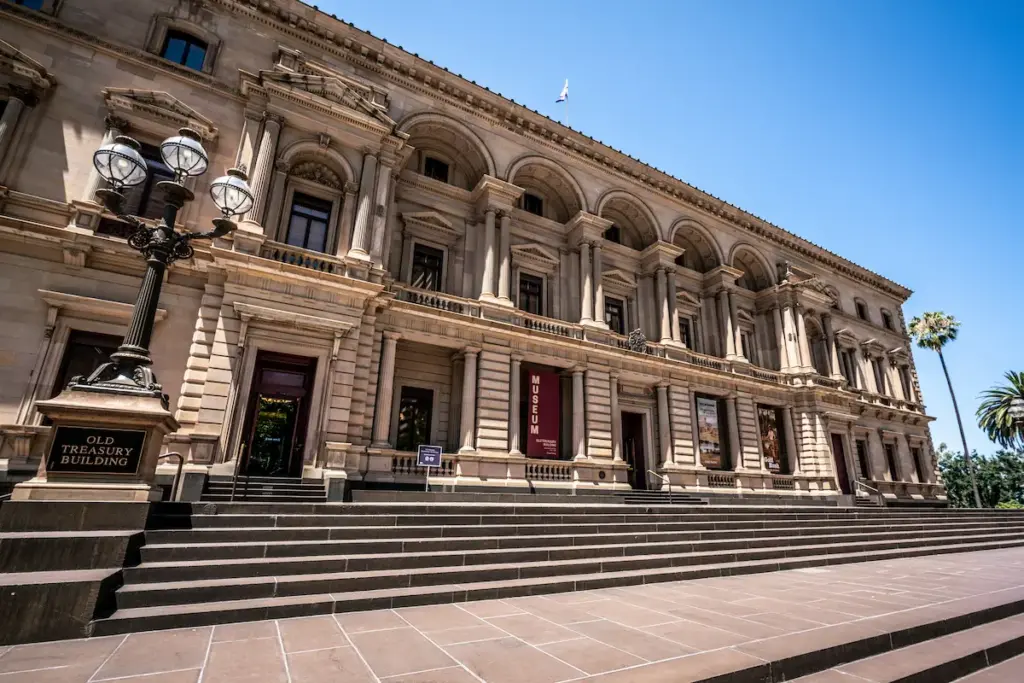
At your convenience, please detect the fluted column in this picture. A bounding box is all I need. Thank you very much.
[579,242,593,323]
[81,115,126,203]
[656,268,672,343]
[497,212,512,302]
[348,153,378,259]
[657,383,672,468]
[795,305,812,371]
[335,183,358,258]
[718,290,737,358]
[783,407,799,475]
[242,114,282,227]
[668,269,681,343]
[773,306,790,370]
[459,349,479,453]
[572,369,586,460]
[480,209,497,299]
[0,90,26,170]
[369,158,395,264]
[509,355,522,455]
[592,242,605,326]
[371,332,401,447]
[730,291,744,360]
[823,313,844,380]
[610,374,622,462]
[782,304,801,369]
[726,397,742,471]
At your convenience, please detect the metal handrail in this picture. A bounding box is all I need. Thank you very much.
[647,470,672,504]
[854,479,885,507]
[157,452,184,502]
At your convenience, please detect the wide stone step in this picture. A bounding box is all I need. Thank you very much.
[956,651,1024,682]
[124,525,1024,583]
[793,613,1024,682]
[139,520,1024,562]
[90,538,1024,636]
[113,531,1024,609]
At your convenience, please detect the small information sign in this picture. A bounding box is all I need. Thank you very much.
[416,444,443,468]
[47,426,147,475]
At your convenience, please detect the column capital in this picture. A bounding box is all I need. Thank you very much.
[510,353,524,363]
[262,112,284,126]
[103,114,130,133]
[571,366,586,376]
[462,346,481,356]
[382,330,402,341]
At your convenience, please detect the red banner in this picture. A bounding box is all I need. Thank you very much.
[526,370,559,459]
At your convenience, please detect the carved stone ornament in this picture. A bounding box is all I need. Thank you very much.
[627,328,648,353]
[290,161,342,189]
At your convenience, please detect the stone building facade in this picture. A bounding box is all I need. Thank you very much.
[0,0,941,503]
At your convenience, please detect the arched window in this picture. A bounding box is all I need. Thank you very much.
[603,225,621,244]
[161,30,208,71]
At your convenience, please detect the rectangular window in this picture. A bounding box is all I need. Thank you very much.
[604,297,625,335]
[740,331,753,362]
[120,143,175,221]
[679,316,693,349]
[899,367,913,401]
[856,301,869,321]
[757,405,786,474]
[522,193,544,217]
[911,446,926,482]
[872,358,887,395]
[285,192,332,253]
[395,386,433,452]
[15,0,45,10]
[518,273,543,315]
[51,331,122,399]
[882,311,894,330]
[410,243,444,291]
[423,156,449,184]
[160,30,208,71]
[884,442,899,481]
[856,439,870,480]
[840,350,857,386]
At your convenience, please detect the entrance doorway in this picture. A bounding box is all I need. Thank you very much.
[830,433,852,494]
[621,411,647,490]
[240,351,318,478]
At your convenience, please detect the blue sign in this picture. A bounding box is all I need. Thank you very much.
[416,444,443,468]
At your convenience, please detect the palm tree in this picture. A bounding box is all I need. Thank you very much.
[908,312,982,508]
[977,371,1024,452]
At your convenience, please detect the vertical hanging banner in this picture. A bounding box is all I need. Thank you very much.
[696,396,723,469]
[526,370,559,459]
[758,405,782,473]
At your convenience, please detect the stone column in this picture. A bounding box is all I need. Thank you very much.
[369,158,395,264]
[81,115,126,203]
[593,242,605,326]
[783,406,799,475]
[823,314,844,380]
[480,209,497,299]
[579,242,593,323]
[458,349,479,453]
[694,306,705,352]
[497,212,512,302]
[609,374,622,462]
[572,369,586,460]
[773,306,790,370]
[718,290,737,358]
[730,291,744,359]
[782,305,801,369]
[796,306,812,371]
[348,153,378,259]
[508,355,522,455]
[726,397,742,471]
[657,383,672,468]
[668,270,682,343]
[335,183,358,258]
[370,332,401,447]
[0,91,25,166]
[656,268,672,343]
[242,114,282,227]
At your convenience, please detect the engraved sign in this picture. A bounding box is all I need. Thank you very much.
[47,426,147,475]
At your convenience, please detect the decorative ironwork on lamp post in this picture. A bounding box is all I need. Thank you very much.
[73,127,254,409]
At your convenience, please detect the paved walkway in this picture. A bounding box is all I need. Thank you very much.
[2,547,1024,683]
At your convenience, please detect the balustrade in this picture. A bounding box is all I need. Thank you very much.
[526,460,573,481]
[260,242,341,274]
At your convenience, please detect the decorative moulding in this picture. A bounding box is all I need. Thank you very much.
[400,210,460,247]
[103,88,218,140]
[39,289,167,326]
[510,243,560,274]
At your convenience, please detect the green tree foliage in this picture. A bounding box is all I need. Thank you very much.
[936,442,1024,508]
[977,371,1024,451]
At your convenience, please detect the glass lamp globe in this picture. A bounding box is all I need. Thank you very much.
[93,136,148,189]
[160,128,209,179]
[209,168,254,217]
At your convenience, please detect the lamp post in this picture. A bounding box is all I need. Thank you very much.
[12,128,253,503]
[75,128,253,407]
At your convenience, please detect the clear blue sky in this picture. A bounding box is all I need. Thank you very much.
[325,0,1023,454]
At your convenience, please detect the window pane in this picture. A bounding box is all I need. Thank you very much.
[423,157,449,183]
[17,0,46,9]
[162,37,187,64]
[519,274,543,315]
[184,44,207,71]
[161,31,208,70]
[679,318,692,348]
[51,331,122,398]
[306,220,328,253]
[605,298,625,335]
[286,216,308,247]
[396,387,433,452]
[522,193,544,216]
[411,244,444,291]
[603,225,621,244]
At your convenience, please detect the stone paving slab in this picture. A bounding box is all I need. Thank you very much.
[2,547,1024,682]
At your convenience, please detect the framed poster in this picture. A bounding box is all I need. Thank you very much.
[758,405,783,473]
[526,370,560,458]
[696,396,723,469]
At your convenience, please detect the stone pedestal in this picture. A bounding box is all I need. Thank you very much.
[12,389,179,502]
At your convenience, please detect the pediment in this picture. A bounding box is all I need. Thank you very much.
[103,89,217,140]
[401,211,460,247]
[675,288,701,309]
[0,39,55,92]
[601,267,637,290]
[511,243,560,274]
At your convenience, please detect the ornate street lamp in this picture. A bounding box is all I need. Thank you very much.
[76,128,253,407]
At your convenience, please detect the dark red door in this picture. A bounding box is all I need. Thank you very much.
[831,433,852,494]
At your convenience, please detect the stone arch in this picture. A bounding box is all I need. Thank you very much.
[729,243,776,291]
[277,139,356,186]
[596,190,658,250]
[668,218,723,274]
[398,112,495,190]
[506,155,587,223]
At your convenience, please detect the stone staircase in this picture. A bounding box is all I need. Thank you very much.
[613,489,709,505]
[86,502,1024,637]
[199,476,327,503]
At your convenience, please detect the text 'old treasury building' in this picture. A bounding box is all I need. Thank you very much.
[0,0,942,504]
